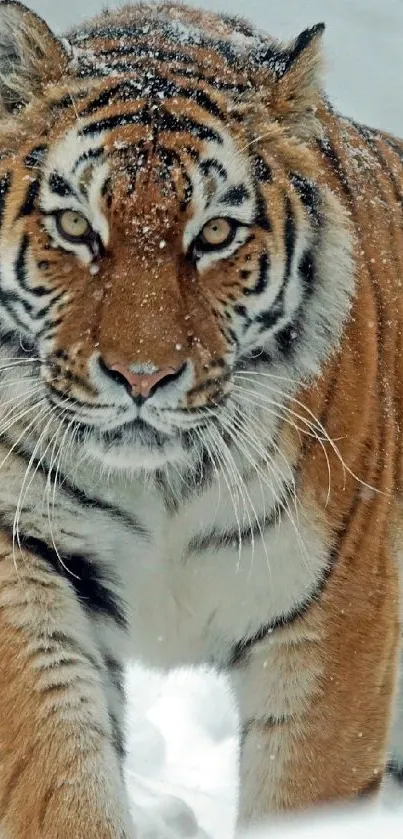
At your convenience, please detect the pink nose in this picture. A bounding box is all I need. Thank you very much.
[109,363,181,398]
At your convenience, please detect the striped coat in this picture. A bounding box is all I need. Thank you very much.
[0,1,401,836]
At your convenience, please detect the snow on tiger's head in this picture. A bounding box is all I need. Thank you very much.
[0,1,352,472]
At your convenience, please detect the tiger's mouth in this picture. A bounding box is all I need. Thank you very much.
[77,417,170,449]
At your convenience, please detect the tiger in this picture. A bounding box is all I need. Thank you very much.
[0,0,402,835]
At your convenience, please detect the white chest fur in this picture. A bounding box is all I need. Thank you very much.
[0,446,329,672]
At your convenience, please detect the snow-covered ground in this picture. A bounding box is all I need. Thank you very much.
[124,664,403,838]
[28,0,403,835]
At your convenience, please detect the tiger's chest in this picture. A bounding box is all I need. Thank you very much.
[2,453,329,671]
[72,478,330,671]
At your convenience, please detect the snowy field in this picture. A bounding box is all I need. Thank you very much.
[28,0,403,836]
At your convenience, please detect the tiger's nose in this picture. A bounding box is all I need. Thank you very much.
[105,361,184,399]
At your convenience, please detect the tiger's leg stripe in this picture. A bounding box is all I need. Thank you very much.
[2,528,128,630]
[227,565,329,668]
[0,539,133,838]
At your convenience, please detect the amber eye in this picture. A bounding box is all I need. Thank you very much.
[199,218,236,250]
[56,210,91,242]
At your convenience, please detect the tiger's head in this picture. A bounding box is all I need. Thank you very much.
[0,1,353,474]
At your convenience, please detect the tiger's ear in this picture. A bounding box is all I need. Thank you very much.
[255,23,325,136]
[0,0,70,115]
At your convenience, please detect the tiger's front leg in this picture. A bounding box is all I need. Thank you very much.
[0,537,136,839]
[229,589,399,829]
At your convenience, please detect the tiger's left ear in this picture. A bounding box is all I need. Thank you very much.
[254,23,325,136]
[0,0,71,115]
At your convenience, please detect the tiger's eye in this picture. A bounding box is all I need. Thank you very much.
[57,210,91,242]
[201,218,233,248]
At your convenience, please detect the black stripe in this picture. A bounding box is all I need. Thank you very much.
[79,80,144,115]
[80,76,227,123]
[155,146,193,206]
[244,252,269,296]
[77,58,250,96]
[104,654,125,699]
[286,24,325,71]
[81,105,223,145]
[14,531,128,629]
[15,234,54,302]
[228,568,328,667]
[219,184,249,206]
[0,172,11,226]
[200,158,227,180]
[32,630,101,671]
[284,195,297,279]
[17,178,41,218]
[0,289,31,329]
[229,480,363,668]
[291,172,321,223]
[96,42,196,67]
[80,107,151,137]
[49,90,92,113]
[73,42,250,93]
[0,432,148,538]
[0,329,37,358]
[48,173,75,198]
[24,145,48,170]
[187,371,230,399]
[254,186,271,231]
[255,197,296,334]
[316,137,354,201]
[253,154,272,183]
[71,147,105,173]
[109,710,125,760]
[236,348,272,370]
[255,25,324,80]
[172,68,250,95]
[72,25,136,41]
[351,121,403,211]
[299,249,316,296]
[14,235,30,291]
[157,109,223,144]
[276,321,300,356]
[187,486,292,556]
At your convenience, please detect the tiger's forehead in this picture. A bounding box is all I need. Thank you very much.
[40,102,256,239]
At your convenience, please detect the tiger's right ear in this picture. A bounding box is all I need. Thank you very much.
[0,0,70,115]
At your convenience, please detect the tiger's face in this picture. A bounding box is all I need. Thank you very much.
[0,3,353,474]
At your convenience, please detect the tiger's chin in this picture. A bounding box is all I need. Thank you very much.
[83,420,191,473]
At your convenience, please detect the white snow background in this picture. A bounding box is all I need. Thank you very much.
[26,1,403,836]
